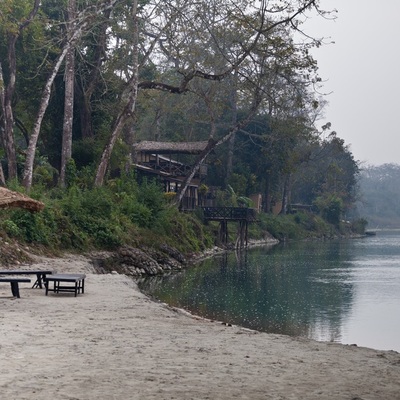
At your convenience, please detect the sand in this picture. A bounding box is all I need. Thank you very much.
[1,254,399,400]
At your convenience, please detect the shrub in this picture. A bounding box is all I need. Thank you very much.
[314,195,344,225]
[130,203,153,228]
[259,214,302,240]
[5,210,50,244]
[351,218,368,234]
[2,219,21,238]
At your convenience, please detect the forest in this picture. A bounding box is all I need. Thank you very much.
[0,0,363,253]
[355,164,400,229]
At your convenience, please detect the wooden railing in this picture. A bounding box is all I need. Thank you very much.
[200,207,258,222]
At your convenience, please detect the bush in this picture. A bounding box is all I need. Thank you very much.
[130,203,153,228]
[4,209,51,244]
[351,218,368,234]
[259,214,302,240]
[2,219,21,237]
[315,195,343,226]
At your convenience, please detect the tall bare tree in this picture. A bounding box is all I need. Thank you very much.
[60,0,77,187]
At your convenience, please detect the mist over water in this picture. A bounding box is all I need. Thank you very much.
[139,231,400,352]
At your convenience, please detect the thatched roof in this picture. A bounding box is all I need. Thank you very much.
[0,187,45,212]
[133,141,209,154]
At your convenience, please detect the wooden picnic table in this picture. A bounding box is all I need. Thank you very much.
[44,274,86,297]
[0,270,54,289]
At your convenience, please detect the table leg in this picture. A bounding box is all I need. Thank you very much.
[32,273,43,289]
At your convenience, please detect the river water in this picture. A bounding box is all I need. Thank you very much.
[138,230,400,352]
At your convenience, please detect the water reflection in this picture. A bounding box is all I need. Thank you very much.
[138,232,400,351]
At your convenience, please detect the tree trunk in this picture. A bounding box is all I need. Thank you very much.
[1,37,19,181]
[94,0,139,187]
[263,174,271,213]
[0,0,41,183]
[22,0,120,191]
[79,95,94,138]
[280,173,291,215]
[77,8,111,139]
[226,70,238,187]
[59,0,76,187]
[0,64,7,186]
[124,125,136,174]
[22,43,73,190]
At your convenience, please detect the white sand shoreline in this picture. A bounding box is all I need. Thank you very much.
[1,254,399,399]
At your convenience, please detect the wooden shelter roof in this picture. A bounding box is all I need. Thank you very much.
[133,141,209,154]
[0,187,45,212]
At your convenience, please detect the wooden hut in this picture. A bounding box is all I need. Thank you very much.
[132,141,209,210]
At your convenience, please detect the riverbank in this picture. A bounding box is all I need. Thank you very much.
[1,253,399,399]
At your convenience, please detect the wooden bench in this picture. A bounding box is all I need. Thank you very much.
[0,278,31,298]
[0,270,54,289]
[44,274,86,297]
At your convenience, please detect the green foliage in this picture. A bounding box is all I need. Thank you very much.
[154,206,213,252]
[0,171,364,261]
[293,212,317,231]
[227,174,247,197]
[137,179,164,217]
[33,163,58,187]
[257,211,338,241]
[2,219,21,237]
[72,139,101,170]
[259,214,302,241]
[129,202,153,227]
[65,158,78,187]
[2,208,52,244]
[0,175,214,253]
[292,211,334,236]
[315,195,343,226]
[214,185,253,208]
[351,218,368,235]
[290,132,359,214]
[57,186,122,249]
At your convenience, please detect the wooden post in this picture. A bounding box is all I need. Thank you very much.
[219,220,228,245]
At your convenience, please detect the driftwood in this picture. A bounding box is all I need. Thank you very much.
[0,187,45,212]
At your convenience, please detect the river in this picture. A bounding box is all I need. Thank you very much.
[138,230,400,352]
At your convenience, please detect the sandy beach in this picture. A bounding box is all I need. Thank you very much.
[1,254,399,400]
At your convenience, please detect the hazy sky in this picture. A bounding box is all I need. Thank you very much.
[305,0,400,166]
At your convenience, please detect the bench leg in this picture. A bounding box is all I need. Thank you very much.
[10,282,20,298]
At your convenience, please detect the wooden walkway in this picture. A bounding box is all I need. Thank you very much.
[200,207,258,247]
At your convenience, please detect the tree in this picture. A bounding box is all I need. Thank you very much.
[1,0,338,207]
[357,163,400,227]
[0,0,41,181]
[22,0,123,190]
[94,0,329,198]
[290,130,360,219]
[60,0,76,187]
